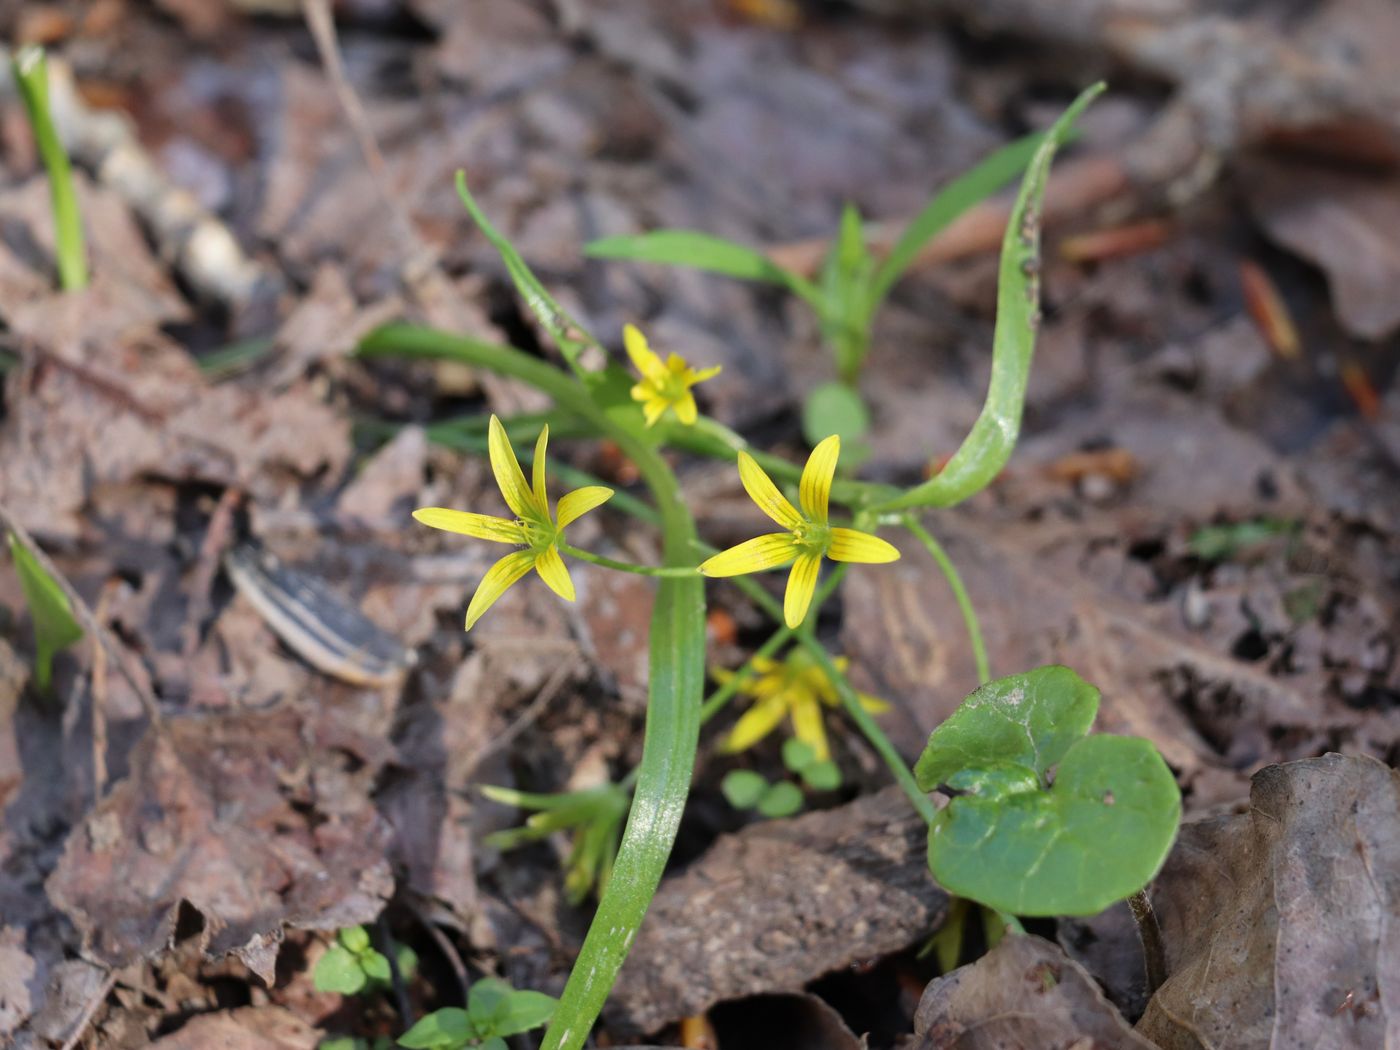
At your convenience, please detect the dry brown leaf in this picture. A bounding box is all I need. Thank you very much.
[606,786,946,1037]
[912,934,1156,1049]
[46,707,393,982]
[147,1005,321,1049]
[1138,753,1400,1049]
[0,926,36,1037]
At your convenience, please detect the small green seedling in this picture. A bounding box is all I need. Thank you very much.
[719,740,840,819]
[8,533,83,696]
[585,132,1045,442]
[915,666,1180,916]
[480,783,630,905]
[320,1039,394,1050]
[398,978,557,1050]
[314,926,416,997]
[1189,516,1298,562]
[10,46,87,291]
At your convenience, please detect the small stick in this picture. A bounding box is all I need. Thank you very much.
[0,501,165,734]
[1127,888,1168,998]
[410,903,471,1006]
[181,486,242,660]
[376,914,414,1026]
[458,657,576,782]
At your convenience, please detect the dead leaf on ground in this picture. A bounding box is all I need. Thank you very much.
[707,992,863,1050]
[147,1005,321,1049]
[607,785,946,1037]
[0,926,36,1037]
[46,707,394,983]
[911,933,1156,1049]
[1138,753,1400,1049]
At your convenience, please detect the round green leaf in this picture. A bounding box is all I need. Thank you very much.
[914,666,1099,791]
[721,769,769,810]
[781,738,816,774]
[467,977,513,1020]
[398,1007,472,1049]
[338,925,371,954]
[359,949,391,985]
[800,760,842,792]
[802,382,870,447]
[313,945,367,995]
[927,735,1181,916]
[756,781,804,819]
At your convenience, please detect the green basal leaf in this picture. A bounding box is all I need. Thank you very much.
[800,759,842,792]
[781,737,817,774]
[480,1039,508,1050]
[398,1007,473,1050]
[875,83,1105,513]
[492,989,559,1037]
[585,230,820,305]
[8,533,83,695]
[455,172,598,377]
[339,925,371,954]
[721,769,769,809]
[870,131,1047,305]
[757,781,804,819]
[927,735,1181,916]
[801,381,870,447]
[819,203,875,380]
[314,944,368,996]
[914,666,1099,791]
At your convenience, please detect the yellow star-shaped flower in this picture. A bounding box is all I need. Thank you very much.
[715,649,891,761]
[413,416,613,629]
[624,323,722,427]
[699,435,899,628]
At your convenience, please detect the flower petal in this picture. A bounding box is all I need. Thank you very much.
[533,425,549,512]
[412,508,527,545]
[799,435,840,524]
[488,415,541,520]
[465,550,536,629]
[691,364,722,384]
[827,527,900,563]
[699,533,799,577]
[642,397,668,427]
[858,691,892,714]
[533,545,576,602]
[783,551,822,629]
[624,324,666,382]
[674,392,698,425]
[557,486,614,529]
[737,452,803,530]
[790,695,830,761]
[723,695,788,753]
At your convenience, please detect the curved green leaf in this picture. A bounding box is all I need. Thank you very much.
[493,989,558,1036]
[397,1007,472,1049]
[874,82,1105,512]
[927,734,1181,916]
[313,945,367,996]
[8,532,83,696]
[914,665,1099,791]
[585,230,820,303]
[869,131,1046,305]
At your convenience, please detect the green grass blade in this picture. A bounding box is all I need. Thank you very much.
[586,230,821,305]
[455,172,598,378]
[8,532,83,695]
[874,83,1105,513]
[869,131,1047,306]
[11,46,87,292]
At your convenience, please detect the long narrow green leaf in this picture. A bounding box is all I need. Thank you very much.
[586,230,821,304]
[8,532,83,694]
[874,83,1104,513]
[11,46,87,291]
[869,130,1047,306]
[455,172,599,378]
[358,325,704,1050]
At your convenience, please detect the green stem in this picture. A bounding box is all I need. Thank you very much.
[558,542,698,578]
[795,626,936,825]
[11,46,87,291]
[902,515,990,685]
[360,325,704,1050]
